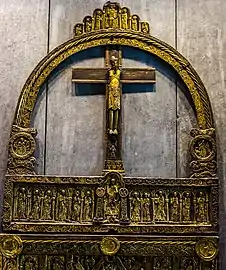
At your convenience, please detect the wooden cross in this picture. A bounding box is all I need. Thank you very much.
[72,46,156,173]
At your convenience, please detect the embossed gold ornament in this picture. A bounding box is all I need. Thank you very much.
[9,132,35,159]
[100,237,120,255]
[0,235,23,258]
[190,135,215,162]
[195,239,218,261]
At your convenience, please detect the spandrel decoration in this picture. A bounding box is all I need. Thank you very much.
[1,1,218,269]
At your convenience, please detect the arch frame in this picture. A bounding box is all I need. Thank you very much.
[13,29,213,130]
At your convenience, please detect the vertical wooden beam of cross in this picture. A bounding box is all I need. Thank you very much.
[72,46,156,174]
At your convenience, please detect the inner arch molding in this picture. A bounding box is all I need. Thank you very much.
[14,30,213,130]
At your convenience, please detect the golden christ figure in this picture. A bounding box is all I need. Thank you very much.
[108,54,121,135]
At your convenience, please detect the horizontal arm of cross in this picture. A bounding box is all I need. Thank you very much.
[72,68,156,84]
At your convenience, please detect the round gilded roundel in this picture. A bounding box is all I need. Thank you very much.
[0,235,23,258]
[10,132,35,159]
[119,187,129,198]
[190,135,215,162]
[100,237,120,256]
[195,239,218,261]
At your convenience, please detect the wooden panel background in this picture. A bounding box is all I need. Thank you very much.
[0,0,226,267]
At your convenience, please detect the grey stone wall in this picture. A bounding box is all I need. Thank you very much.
[0,0,225,267]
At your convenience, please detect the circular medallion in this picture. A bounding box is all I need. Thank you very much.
[100,237,120,256]
[119,187,129,198]
[10,132,35,159]
[96,187,106,197]
[195,239,218,261]
[0,235,23,258]
[190,135,215,162]
[105,171,122,184]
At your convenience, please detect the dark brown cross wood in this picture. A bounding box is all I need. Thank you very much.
[72,67,156,84]
[71,46,156,173]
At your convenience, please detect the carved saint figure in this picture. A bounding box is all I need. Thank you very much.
[141,22,149,33]
[81,256,95,270]
[153,257,171,270]
[41,190,54,220]
[24,257,37,270]
[169,192,179,222]
[50,257,64,270]
[182,192,191,221]
[183,260,194,270]
[196,192,207,222]
[74,24,83,36]
[72,257,85,270]
[14,137,30,156]
[57,189,68,221]
[32,189,41,220]
[108,54,121,135]
[83,190,93,222]
[16,187,27,219]
[105,178,119,220]
[84,16,92,32]
[131,191,141,222]
[194,139,210,158]
[105,4,118,28]
[108,140,117,158]
[121,8,128,29]
[154,191,166,221]
[71,190,81,222]
[131,15,139,31]
[94,10,103,30]
[142,192,151,222]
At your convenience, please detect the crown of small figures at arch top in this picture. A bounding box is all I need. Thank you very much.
[73,1,151,37]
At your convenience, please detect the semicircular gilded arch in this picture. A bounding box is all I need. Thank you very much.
[13,30,213,130]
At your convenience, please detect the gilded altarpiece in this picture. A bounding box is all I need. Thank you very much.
[1,2,218,269]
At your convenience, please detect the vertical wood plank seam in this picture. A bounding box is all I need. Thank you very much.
[44,0,51,175]
[175,0,179,177]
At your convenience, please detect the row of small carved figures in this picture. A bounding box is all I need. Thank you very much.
[13,188,94,222]
[19,255,212,270]
[74,7,150,36]
[129,190,209,223]
[13,187,209,223]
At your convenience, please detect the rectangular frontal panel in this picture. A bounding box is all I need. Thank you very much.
[3,175,218,234]
[0,234,218,270]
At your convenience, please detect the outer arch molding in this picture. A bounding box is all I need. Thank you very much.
[13,30,213,130]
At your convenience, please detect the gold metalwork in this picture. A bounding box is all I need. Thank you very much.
[195,239,218,261]
[0,235,23,258]
[190,128,216,177]
[1,2,218,269]
[7,125,37,175]
[73,1,150,36]
[100,237,120,256]
[11,3,213,131]
[108,54,121,135]
[2,174,218,233]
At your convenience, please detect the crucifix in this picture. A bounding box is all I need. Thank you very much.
[72,46,156,173]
